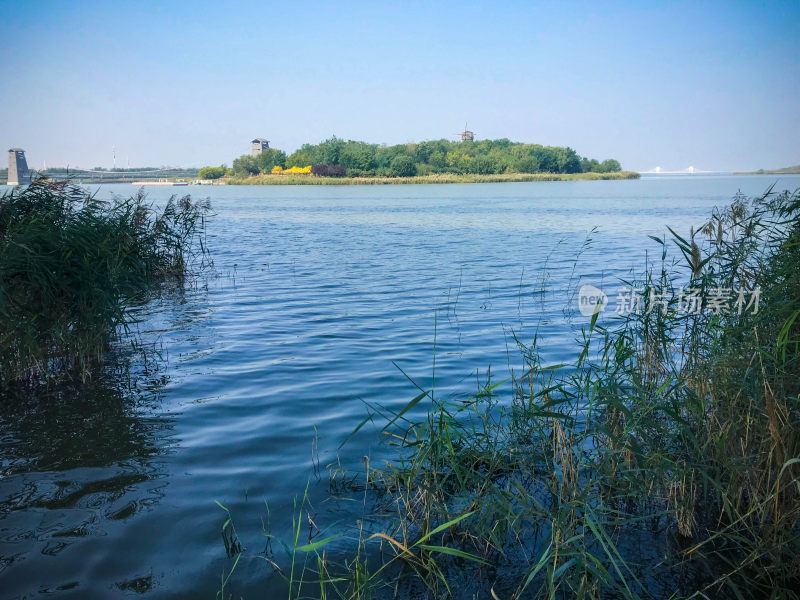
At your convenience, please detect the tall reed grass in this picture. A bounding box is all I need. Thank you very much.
[0,178,209,384]
[236,187,798,599]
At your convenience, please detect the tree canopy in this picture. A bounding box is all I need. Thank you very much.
[231,149,287,176]
[221,137,624,178]
[198,165,226,179]
[284,137,621,176]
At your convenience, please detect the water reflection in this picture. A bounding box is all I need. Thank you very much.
[0,342,174,595]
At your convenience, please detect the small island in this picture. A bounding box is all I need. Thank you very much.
[198,136,639,185]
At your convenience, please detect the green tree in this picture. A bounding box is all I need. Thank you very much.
[340,142,376,172]
[468,156,496,175]
[315,137,345,165]
[514,155,540,173]
[255,149,287,172]
[531,147,558,172]
[245,137,621,178]
[413,141,436,164]
[555,147,582,173]
[232,155,260,176]
[390,155,416,177]
[598,159,622,173]
[581,157,601,173]
[198,165,226,179]
[286,149,312,168]
[428,151,447,170]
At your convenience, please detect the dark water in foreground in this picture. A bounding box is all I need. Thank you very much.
[1,175,797,598]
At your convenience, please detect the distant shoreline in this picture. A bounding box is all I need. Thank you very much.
[224,171,640,186]
[734,167,800,175]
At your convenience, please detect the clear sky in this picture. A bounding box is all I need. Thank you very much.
[1,0,798,172]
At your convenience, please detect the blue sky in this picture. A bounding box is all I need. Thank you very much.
[1,0,798,171]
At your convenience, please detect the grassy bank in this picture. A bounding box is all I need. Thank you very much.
[236,186,799,599]
[225,171,640,186]
[735,165,800,175]
[0,178,209,384]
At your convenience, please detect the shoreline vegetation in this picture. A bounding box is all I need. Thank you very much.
[226,186,800,599]
[735,165,800,175]
[0,178,209,384]
[199,136,632,185]
[225,170,641,185]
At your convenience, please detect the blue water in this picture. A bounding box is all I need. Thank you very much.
[0,175,797,598]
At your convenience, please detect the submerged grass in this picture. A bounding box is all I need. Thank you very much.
[0,178,210,384]
[226,171,641,186]
[230,186,799,599]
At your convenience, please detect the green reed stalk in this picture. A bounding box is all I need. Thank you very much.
[228,187,799,599]
[0,178,210,384]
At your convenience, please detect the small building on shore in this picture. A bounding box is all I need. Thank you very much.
[251,138,270,156]
[7,148,31,186]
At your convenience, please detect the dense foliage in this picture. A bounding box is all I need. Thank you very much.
[198,165,227,179]
[286,137,622,177]
[231,149,287,176]
[222,137,623,178]
[310,164,346,177]
[0,179,209,383]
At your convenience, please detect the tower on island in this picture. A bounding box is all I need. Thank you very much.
[7,148,31,186]
[251,138,270,156]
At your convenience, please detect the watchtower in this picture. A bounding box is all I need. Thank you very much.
[251,138,270,156]
[7,148,31,186]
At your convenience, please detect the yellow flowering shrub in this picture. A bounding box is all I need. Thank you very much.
[271,165,283,174]
[283,165,312,174]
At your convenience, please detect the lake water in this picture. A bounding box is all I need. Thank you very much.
[1,175,797,598]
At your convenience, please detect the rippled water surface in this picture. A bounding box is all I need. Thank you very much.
[1,175,797,598]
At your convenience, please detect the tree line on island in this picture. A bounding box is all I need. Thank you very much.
[198,137,623,179]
